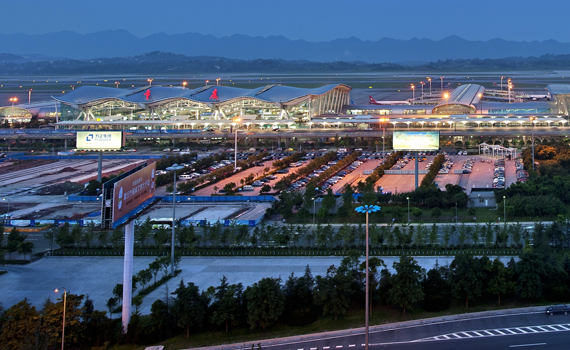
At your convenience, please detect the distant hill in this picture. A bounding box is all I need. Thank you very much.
[3,30,570,63]
[2,51,570,74]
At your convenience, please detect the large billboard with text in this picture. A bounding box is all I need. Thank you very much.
[393,131,440,151]
[76,131,124,150]
[112,163,156,225]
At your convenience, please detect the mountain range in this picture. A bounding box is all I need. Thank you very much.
[4,30,570,63]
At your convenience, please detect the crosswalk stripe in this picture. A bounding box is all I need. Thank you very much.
[514,328,527,333]
[536,326,549,332]
[504,329,517,334]
[557,325,570,330]
[483,330,495,336]
[460,332,473,337]
[545,325,560,331]
[451,333,461,338]
[523,327,538,332]
[349,345,355,348]
[442,335,450,339]
[495,330,506,335]
[473,331,484,336]
[336,346,343,349]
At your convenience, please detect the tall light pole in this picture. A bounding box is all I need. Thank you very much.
[440,76,444,94]
[9,97,18,120]
[455,202,458,225]
[380,118,388,155]
[54,287,67,350]
[182,81,187,89]
[355,205,381,350]
[28,89,32,104]
[166,164,184,275]
[411,85,415,105]
[407,197,410,223]
[147,78,153,86]
[420,82,425,100]
[312,197,316,225]
[3,198,10,215]
[216,78,221,85]
[530,116,536,169]
[501,76,504,91]
[503,195,506,227]
[115,81,120,88]
[233,117,241,171]
[205,80,209,86]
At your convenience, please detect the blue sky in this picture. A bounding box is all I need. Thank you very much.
[5,0,570,42]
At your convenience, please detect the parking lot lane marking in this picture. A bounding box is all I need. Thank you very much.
[310,348,317,350]
[297,348,303,350]
[514,328,528,333]
[509,343,546,348]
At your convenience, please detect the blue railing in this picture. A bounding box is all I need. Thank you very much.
[159,195,276,202]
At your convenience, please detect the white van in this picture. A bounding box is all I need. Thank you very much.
[243,185,254,191]
[179,175,192,180]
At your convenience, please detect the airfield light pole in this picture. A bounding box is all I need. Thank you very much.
[233,117,241,171]
[501,76,504,91]
[440,77,444,94]
[216,78,221,85]
[380,118,388,156]
[355,205,381,350]
[166,164,184,276]
[9,97,17,121]
[427,77,432,95]
[182,81,187,89]
[54,288,67,350]
[147,78,153,86]
[205,80,209,86]
[28,89,32,103]
[420,82,425,100]
[411,85,415,105]
[530,116,536,170]
[115,81,120,88]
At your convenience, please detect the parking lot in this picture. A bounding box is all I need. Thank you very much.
[331,158,383,193]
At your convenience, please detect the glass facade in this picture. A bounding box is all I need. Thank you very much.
[404,109,427,115]
[488,108,553,114]
[433,104,476,115]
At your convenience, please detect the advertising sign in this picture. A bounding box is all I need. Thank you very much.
[393,131,440,151]
[112,163,156,225]
[76,131,124,150]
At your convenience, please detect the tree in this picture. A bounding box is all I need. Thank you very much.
[17,241,34,260]
[388,256,425,313]
[515,251,545,300]
[154,226,169,249]
[43,227,57,255]
[431,207,442,218]
[0,300,40,348]
[245,277,285,329]
[171,280,208,338]
[97,230,109,248]
[486,258,508,306]
[451,254,483,308]
[423,267,451,311]
[223,182,237,195]
[411,207,423,220]
[428,223,438,249]
[260,184,271,194]
[149,258,161,284]
[282,266,316,326]
[210,277,244,332]
[70,225,83,248]
[40,293,85,348]
[56,224,73,249]
[314,265,351,320]
[106,297,118,318]
[110,229,123,247]
[135,217,153,247]
[136,268,152,290]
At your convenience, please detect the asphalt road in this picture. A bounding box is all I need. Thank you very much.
[208,310,569,350]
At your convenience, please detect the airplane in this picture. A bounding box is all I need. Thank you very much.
[368,96,410,105]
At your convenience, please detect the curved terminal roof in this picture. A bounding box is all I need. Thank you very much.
[547,84,570,95]
[435,83,485,108]
[52,84,351,108]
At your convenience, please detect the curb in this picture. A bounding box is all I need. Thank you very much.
[189,306,545,350]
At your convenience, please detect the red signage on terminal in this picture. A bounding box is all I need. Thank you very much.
[144,89,151,100]
[209,88,219,100]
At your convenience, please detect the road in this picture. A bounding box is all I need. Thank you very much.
[200,309,568,350]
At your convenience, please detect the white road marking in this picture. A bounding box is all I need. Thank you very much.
[523,327,538,332]
[310,348,317,350]
[336,346,343,349]
[349,345,355,348]
[473,331,484,336]
[557,325,570,330]
[505,329,518,334]
[514,328,528,333]
[509,343,546,348]
[323,347,330,349]
[495,330,506,335]
[535,326,549,332]
[544,325,559,331]
[460,332,473,337]
[483,330,495,335]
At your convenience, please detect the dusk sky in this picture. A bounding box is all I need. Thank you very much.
[4,0,570,42]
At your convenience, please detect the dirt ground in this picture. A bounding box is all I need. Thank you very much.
[0,159,55,175]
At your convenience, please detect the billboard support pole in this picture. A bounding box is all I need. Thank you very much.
[121,220,135,333]
[98,151,103,183]
[415,151,419,190]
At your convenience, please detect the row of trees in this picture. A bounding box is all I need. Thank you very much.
[0,227,34,260]
[274,151,337,190]
[420,154,445,187]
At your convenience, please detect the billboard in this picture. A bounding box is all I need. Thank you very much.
[112,163,156,225]
[393,131,440,151]
[76,131,124,150]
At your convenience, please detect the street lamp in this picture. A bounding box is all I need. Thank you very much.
[312,197,316,225]
[440,76,444,94]
[501,76,504,91]
[3,198,10,215]
[427,77,432,95]
[355,205,381,350]
[216,78,220,85]
[411,85,415,105]
[28,89,32,104]
[420,82,425,100]
[233,117,241,171]
[54,287,67,350]
[379,118,388,155]
[455,202,458,225]
[503,195,506,227]
[205,80,209,86]
[165,164,184,276]
[407,197,410,223]
[530,116,536,170]
[182,81,187,89]
[115,81,120,88]
[147,78,153,86]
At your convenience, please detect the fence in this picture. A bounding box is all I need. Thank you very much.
[384,169,428,175]
[68,196,102,202]
[8,154,164,161]
[159,195,276,203]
